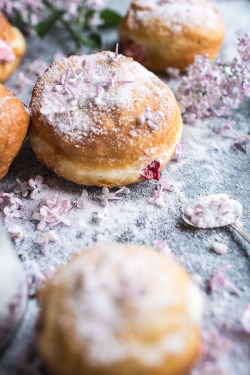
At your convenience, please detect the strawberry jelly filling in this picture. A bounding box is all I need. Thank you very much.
[0,39,15,63]
[141,159,161,181]
[122,40,146,62]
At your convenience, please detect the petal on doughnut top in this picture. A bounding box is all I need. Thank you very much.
[29,51,182,187]
[0,13,26,82]
[0,84,30,179]
[38,243,203,375]
[119,0,225,72]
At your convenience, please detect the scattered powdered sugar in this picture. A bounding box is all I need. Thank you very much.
[127,0,219,33]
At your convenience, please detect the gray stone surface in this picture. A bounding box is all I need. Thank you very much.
[0,1,249,374]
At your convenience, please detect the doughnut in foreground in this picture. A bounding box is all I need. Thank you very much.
[38,243,203,375]
[0,12,26,82]
[29,50,182,187]
[0,84,30,178]
[119,0,225,72]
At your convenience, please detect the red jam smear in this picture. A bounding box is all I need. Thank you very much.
[122,40,146,62]
[141,160,161,181]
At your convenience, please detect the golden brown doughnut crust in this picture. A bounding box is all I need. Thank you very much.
[119,0,225,72]
[38,243,203,375]
[0,12,26,82]
[29,52,183,187]
[0,84,30,178]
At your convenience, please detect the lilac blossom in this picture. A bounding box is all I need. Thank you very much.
[101,187,130,206]
[203,330,231,362]
[176,33,250,124]
[13,72,33,95]
[147,188,168,208]
[0,0,110,51]
[37,230,58,256]
[0,192,23,225]
[154,240,175,257]
[72,189,88,209]
[7,222,24,244]
[241,304,250,334]
[3,205,23,224]
[26,59,47,76]
[92,205,109,225]
[172,142,183,162]
[14,179,32,197]
[0,192,22,210]
[138,107,164,131]
[28,175,47,199]
[32,194,71,230]
[209,264,241,296]
[218,121,249,152]
[147,178,173,208]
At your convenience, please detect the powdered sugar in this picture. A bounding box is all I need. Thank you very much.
[47,243,202,366]
[127,0,219,33]
[30,51,170,143]
[184,194,243,228]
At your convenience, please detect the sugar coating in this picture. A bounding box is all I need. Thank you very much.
[184,194,243,229]
[0,95,14,121]
[30,51,175,144]
[50,244,203,366]
[128,0,219,33]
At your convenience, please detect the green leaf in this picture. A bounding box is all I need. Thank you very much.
[34,10,65,38]
[100,9,122,28]
[81,33,101,49]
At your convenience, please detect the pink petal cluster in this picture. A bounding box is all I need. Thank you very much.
[172,142,183,162]
[195,330,231,375]
[101,187,130,206]
[0,0,108,29]
[7,222,24,244]
[13,72,33,95]
[176,33,250,123]
[241,304,250,334]
[0,192,24,243]
[37,230,58,256]
[138,107,164,131]
[218,121,249,152]
[32,194,71,230]
[154,239,175,257]
[147,178,173,208]
[209,264,241,296]
[14,175,47,199]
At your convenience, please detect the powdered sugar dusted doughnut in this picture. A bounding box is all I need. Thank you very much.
[0,12,26,82]
[29,50,182,187]
[38,243,203,375]
[0,226,27,348]
[0,84,30,179]
[119,0,225,72]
